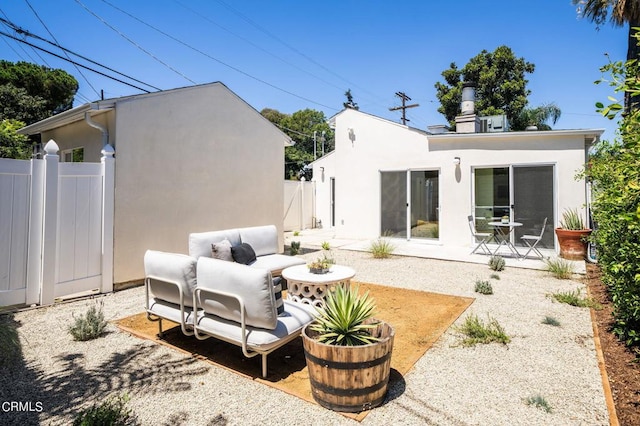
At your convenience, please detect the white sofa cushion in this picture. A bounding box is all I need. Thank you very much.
[239,225,279,257]
[195,300,316,350]
[144,250,197,307]
[189,229,241,259]
[196,257,277,330]
[252,254,306,275]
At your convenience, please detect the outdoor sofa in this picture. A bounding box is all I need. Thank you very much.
[144,225,313,378]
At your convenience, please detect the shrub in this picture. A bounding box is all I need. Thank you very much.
[488,255,505,271]
[541,316,561,327]
[525,394,552,413]
[289,241,300,256]
[321,241,331,251]
[584,42,640,346]
[69,301,108,341]
[369,237,395,259]
[454,314,510,346]
[549,289,600,309]
[73,394,138,426]
[474,280,493,295]
[293,230,300,236]
[544,257,574,279]
[490,273,500,280]
[0,315,21,367]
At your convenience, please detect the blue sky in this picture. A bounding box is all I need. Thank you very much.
[0,0,627,140]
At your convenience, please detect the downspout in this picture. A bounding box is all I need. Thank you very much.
[84,111,109,147]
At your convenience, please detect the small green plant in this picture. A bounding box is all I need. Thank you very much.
[525,394,552,413]
[454,314,510,346]
[490,273,500,280]
[541,316,561,327]
[289,241,300,256]
[310,285,379,346]
[474,279,493,295]
[544,257,575,279]
[293,230,300,236]
[488,255,505,271]
[69,301,108,341]
[559,208,585,230]
[549,289,600,309]
[73,394,138,426]
[321,241,331,251]
[0,315,21,367]
[369,237,395,259]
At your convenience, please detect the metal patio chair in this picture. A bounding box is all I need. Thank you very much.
[520,217,547,259]
[468,215,494,255]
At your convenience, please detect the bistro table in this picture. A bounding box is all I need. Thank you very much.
[282,264,355,307]
[488,221,523,259]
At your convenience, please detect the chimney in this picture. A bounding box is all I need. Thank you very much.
[455,82,481,133]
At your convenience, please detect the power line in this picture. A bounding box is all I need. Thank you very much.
[212,0,390,107]
[91,0,338,111]
[24,0,100,98]
[73,0,196,85]
[0,29,153,93]
[0,16,161,92]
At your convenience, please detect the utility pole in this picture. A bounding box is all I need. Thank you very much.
[389,92,419,125]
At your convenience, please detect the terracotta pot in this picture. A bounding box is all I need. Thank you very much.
[302,320,395,413]
[555,228,592,260]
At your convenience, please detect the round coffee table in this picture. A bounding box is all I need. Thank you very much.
[282,264,356,307]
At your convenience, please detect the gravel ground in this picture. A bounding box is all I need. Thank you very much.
[1,249,608,425]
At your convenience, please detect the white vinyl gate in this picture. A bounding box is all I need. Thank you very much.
[0,140,114,307]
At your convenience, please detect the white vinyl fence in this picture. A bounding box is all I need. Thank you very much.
[0,140,114,307]
[284,179,315,231]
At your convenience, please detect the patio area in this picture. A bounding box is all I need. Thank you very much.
[285,228,586,274]
[1,239,608,425]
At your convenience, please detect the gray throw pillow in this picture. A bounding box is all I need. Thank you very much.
[231,242,257,265]
[211,239,233,261]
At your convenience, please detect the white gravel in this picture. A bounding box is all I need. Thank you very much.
[1,249,609,425]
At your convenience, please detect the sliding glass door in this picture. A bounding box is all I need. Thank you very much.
[473,165,554,247]
[381,171,407,237]
[410,170,439,239]
[513,166,554,248]
[381,170,439,240]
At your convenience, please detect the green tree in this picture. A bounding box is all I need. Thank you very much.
[261,108,334,180]
[584,42,640,347]
[434,46,535,129]
[0,60,78,124]
[573,0,640,110]
[0,119,31,159]
[512,102,562,131]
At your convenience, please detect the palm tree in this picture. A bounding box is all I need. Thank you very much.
[573,0,640,110]
[513,103,562,131]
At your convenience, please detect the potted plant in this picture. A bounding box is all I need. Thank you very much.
[307,243,335,274]
[554,208,592,260]
[301,285,395,413]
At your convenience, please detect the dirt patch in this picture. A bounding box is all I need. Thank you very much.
[585,263,640,425]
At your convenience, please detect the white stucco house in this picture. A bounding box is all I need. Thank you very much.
[311,107,603,253]
[19,82,292,285]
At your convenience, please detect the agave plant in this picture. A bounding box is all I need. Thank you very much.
[310,285,380,346]
[559,208,585,230]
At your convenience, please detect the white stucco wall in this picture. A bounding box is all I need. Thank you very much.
[40,111,113,162]
[112,83,286,283]
[313,109,599,249]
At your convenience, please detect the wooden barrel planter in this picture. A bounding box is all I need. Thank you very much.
[555,228,591,260]
[301,320,395,413]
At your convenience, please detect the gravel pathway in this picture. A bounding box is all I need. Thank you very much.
[1,249,608,425]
